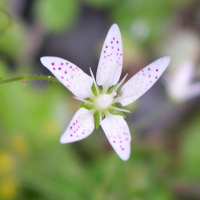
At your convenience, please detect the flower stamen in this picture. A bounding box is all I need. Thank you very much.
[74,97,93,104]
[110,106,131,113]
[113,74,128,93]
[89,68,100,95]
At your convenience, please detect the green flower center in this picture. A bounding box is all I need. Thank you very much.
[78,70,129,129]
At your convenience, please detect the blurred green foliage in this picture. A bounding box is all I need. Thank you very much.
[34,0,79,33]
[180,112,200,180]
[0,0,200,200]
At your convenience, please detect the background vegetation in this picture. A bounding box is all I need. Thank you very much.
[0,0,200,199]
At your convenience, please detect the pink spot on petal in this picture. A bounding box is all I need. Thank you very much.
[61,76,63,79]
[70,66,72,68]
[73,123,75,125]
[122,148,124,150]
[66,62,68,65]
[156,69,158,71]
[113,141,116,143]
[148,68,150,70]
[70,127,72,129]
[106,46,108,48]
[58,67,61,70]
[53,68,55,70]
[149,75,151,77]
[52,63,54,65]
[113,37,115,40]
[70,134,73,137]
[61,63,63,65]
[82,132,84,134]
[74,131,76,133]
[65,71,67,74]
[155,76,158,79]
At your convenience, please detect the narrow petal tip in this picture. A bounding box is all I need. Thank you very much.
[110,23,119,30]
[60,135,66,144]
[101,115,131,161]
[162,56,171,64]
[40,56,49,66]
[59,108,95,144]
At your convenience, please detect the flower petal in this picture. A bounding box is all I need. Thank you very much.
[118,56,171,106]
[40,56,93,98]
[60,108,95,143]
[101,114,131,161]
[96,24,123,90]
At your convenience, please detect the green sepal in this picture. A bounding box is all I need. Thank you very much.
[108,108,126,118]
[91,84,101,96]
[94,112,100,129]
[85,98,92,102]
[107,84,119,94]
[80,102,93,110]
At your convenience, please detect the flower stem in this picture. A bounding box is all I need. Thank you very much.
[0,75,60,86]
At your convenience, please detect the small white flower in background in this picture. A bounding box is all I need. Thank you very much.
[160,30,200,102]
[40,24,170,161]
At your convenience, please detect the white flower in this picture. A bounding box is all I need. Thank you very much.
[40,24,170,161]
[160,30,200,102]
[164,61,200,102]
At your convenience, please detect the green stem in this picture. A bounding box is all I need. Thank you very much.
[0,75,60,86]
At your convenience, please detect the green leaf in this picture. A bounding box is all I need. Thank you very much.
[94,112,100,129]
[34,0,79,33]
[80,102,93,110]
[108,108,126,118]
[0,24,24,59]
[91,84,101,96]
[83,0,119,8]
[107,84,119,94]
[0,9,11,34]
